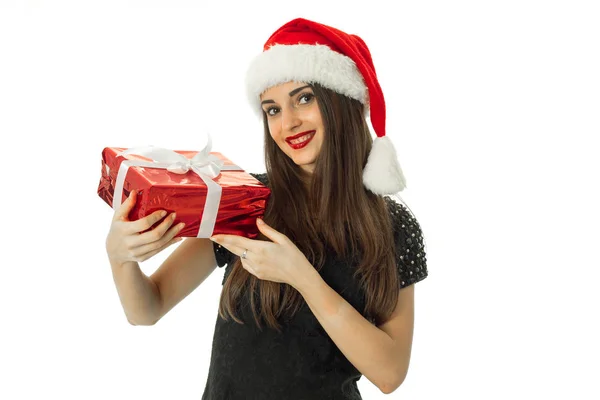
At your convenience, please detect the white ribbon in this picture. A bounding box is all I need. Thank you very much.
[112,133,242,238]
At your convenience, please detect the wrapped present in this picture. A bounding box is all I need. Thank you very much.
[97,135,271,239]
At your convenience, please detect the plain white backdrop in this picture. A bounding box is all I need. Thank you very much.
[1,0,599,399]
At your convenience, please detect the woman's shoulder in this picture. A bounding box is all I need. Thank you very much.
[383,195,409,220]
[383,195,424,235]
[383,195,426,252]
[384,194,428,286]
[249,172,269,187]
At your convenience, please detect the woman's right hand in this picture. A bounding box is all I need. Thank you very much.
[105,189,186,265]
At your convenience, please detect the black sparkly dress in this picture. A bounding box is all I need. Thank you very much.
[202,173,428,400]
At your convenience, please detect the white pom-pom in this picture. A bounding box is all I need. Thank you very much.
[362,136,407,195]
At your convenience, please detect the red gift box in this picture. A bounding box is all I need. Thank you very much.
[97,145,270,239]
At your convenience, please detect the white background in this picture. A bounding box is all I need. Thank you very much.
[1,0,599,399]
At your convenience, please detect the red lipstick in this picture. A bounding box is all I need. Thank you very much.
[286,130,316,150]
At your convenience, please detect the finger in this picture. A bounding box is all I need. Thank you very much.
[126,209,171,236]
[131,213,184,247]
[214,239,247,260]
[240,258,257,276]
[256,218,287,244]
[132,237,183,263]
[113,189,137,222]
[212,234,268,254]
[129,220,184,256]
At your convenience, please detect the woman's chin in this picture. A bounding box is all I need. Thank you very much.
[295,160,316,173]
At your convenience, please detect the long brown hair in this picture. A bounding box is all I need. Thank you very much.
[218,83,399,332]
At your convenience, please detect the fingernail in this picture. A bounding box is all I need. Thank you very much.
[257,218,264,225]
[129,190,135,197]
[160,211,167,217]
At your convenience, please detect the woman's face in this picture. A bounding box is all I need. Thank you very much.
[260,81,324,174]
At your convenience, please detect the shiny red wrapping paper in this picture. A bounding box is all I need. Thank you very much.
[97,147,271,239]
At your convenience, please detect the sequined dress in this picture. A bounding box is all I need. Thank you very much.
[201,173,428,400]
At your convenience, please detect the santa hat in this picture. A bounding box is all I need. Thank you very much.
[245,18,407,195]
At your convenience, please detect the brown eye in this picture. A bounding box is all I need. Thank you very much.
[265,106,280,116]
[298,93,314,104]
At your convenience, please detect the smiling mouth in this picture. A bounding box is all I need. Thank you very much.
[286,130,316,143]
[290,133,314,144]
[286,131,316,149]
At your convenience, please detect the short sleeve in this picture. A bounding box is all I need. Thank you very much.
[213,241,233,268]
[385,197,429,288]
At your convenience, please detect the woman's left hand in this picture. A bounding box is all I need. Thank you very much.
[210,218,314,289]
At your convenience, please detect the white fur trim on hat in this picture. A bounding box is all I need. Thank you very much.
[363,136,407,195]
[245,44,368,114]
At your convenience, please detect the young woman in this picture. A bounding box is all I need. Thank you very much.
[106,18,428,400]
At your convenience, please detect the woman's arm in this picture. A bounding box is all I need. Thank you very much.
[110,238,218,326]
[294,270,413,395]
[110,259,163,326]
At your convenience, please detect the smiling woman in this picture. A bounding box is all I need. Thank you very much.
[105,16,429,400]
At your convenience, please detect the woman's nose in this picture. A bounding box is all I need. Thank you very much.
[281,108,302,131]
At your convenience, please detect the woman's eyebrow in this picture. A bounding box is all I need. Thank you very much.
[261,99,275,106]
[288,85,311,97]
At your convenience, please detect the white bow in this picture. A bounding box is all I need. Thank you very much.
[120,133,225,178]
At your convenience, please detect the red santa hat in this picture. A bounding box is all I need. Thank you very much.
[245,18,407,195]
